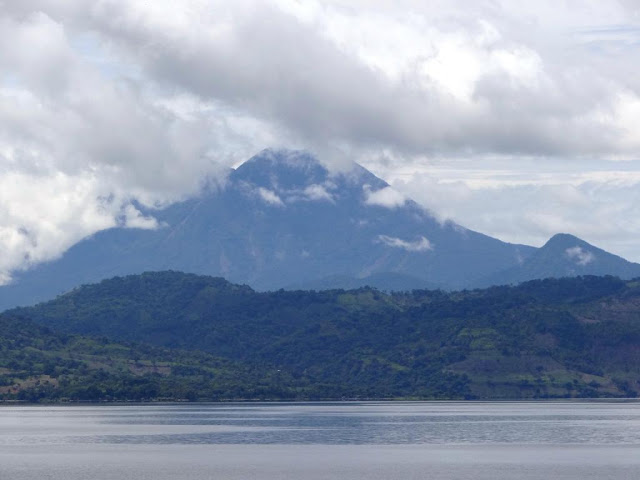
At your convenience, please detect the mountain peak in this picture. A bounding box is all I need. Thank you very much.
[9,150,640,310]
[542,234,601,267]
[544,233,587,247]
[241,148,321,169]
[232,148,387,195]
[479,232,640,287]
[232,149,331,191]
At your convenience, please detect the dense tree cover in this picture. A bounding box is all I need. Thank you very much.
[0,314,321,402]
[7,271,640,400]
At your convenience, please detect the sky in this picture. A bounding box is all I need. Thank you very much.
[1,0,640,283]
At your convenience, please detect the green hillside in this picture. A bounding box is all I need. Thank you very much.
[0,314,311,402]
[9,271,640,400]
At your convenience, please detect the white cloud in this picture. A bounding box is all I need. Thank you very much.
[258,187,285,206]
[565,246,595,266]
[120,205,161,230]
[0,5,283,282]
[24,0,638,158]
[0,172,117,283]
[377,156,640,262]
[364,185,406,208]
[377,235,433,252]
[303,184,334,202]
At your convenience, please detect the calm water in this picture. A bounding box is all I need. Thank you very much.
[1,401,640,479]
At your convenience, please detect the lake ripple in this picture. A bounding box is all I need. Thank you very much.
[1,401,639,479]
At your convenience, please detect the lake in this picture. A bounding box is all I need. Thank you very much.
[1,401,640,479]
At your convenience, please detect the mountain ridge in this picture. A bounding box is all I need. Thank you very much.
[9,270,640,399]
[479,233,640,287]
[0,149,637,309]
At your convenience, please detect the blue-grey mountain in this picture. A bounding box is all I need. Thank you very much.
[479,233,640,287]
[1,149,638,310]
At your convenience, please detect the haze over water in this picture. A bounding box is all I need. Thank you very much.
[1,401,640,479]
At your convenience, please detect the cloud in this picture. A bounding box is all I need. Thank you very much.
[120,205,162,230]
[259,184,334,204]
[20,0,640,158]
[383,156,640,262]
[565,246,595,266]
[0,5,283,281]
[257,187,285,206]
[364,185,406,208]
[0,172,116,283]
[377,235,433,252]
[303,184,334,202]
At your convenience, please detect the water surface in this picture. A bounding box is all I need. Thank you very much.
[1,401,639,479]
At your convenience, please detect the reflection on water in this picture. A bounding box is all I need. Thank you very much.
[1,401,640,479]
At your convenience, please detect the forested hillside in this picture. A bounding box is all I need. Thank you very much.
[10,271,640,400]
[0,314,310,402]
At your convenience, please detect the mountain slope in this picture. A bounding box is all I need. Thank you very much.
[11,271,640,399]
[0,149,534,309]
[482,233,640,287]
[0,312,308,402]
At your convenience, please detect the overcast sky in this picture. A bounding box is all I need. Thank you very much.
[1,0,640,283]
